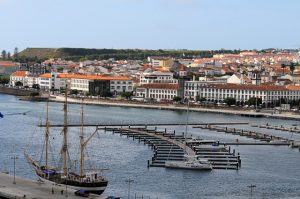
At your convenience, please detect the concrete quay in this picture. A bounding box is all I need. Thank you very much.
[0,172,105,199]
[50,95,300,121]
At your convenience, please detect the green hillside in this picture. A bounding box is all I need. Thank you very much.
[18,47,240,61]
[18,48,61,59]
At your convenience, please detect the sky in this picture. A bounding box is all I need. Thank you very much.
[0,0,299,52]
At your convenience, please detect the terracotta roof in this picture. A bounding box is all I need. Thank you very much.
[139,83,179,90]
[11,71,27,77]
[203,83,291,91]
[0,61,17,67]
[39,73,131,81]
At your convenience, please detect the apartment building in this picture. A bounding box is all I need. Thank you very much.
[136,83,179,101]
[140,72,178,85]
[199,84,300,104]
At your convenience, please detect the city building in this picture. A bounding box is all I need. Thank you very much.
[140,71,177,85]
[136,83,179,101]
[0,61,18,75]
[199,83,300,105]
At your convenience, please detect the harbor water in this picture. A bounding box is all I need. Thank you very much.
[0,94,300,199]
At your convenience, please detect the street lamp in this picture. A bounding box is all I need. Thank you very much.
[125,177,134,199]
[11,156,19,184]
[248,184,256,199]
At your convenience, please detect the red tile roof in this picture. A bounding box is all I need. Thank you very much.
[203,83,295,91]
[138,83,179,90]
[11,71,27,77]
[0,61,17,67]
[39,73,131,81]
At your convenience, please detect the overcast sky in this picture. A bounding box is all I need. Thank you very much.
[0,0,299,52]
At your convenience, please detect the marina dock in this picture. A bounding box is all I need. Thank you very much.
[197,125,300,148]
[0,172,105,199]
[103,127,241,170]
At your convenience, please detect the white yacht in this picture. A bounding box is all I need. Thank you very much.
[165,156,212,170]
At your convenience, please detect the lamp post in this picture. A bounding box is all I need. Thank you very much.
[125,177,134,199]
[248,184,256,199]
[11,156,18,184]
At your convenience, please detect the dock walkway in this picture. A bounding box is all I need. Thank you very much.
[104,127,241,170]
[0,172,104,199]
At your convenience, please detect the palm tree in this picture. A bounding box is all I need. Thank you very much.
[289,62,295,75]
[281,64,286,75]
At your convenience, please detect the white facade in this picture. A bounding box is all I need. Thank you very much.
[136,84,178,101]
[140,72,177,85]
[110,80,133,93]
[227,74,251,84]
[199,84,300,104]
[184,80,226,100]
[71,78,90,92]
[10,75,26,86]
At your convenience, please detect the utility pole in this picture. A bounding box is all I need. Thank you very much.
[248,184,256,199]
[11,156,18,184]
[125,178,134,199]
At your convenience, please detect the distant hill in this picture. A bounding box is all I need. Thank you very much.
[18,48,61,59]
[18,47,240,61]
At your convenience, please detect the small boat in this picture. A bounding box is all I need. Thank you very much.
[165,156,212,170]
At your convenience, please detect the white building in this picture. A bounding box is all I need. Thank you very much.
[10,71,28,86]
[136,83,179,101]
[140,72,178,85]
[184,80,226,100]
[199,83,300,104]
[227,74,251,84]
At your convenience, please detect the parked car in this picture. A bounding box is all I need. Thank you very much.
[74,189,89,197]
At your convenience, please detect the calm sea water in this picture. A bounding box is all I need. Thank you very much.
[1,94,300,199]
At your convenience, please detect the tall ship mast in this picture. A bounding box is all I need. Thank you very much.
[25,83,108,194]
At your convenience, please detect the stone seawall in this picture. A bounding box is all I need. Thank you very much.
[0,86,32,96]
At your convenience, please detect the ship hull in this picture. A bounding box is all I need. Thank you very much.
[39,177,107,194]
[165,161,212,170]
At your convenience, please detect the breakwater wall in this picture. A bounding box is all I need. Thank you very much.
[0,87,32,96]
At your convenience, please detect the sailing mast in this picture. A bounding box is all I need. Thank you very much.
[63,82,68,176]
[184,98,190,153]
[80,99,84,177]
[45,101,49,171]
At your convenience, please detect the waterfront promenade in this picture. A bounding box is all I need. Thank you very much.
[0,172,104,199]
[50,95,300,121]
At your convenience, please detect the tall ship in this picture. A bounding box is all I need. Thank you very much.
[25,86,108,195]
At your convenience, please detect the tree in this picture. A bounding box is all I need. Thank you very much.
[70,89,78,95]
[196,95,206,102]
[15,81,23,87]
[173,96,182,102]
[0,76,9,84]
[224,97,236,106]
[1,50,6,59]
[32,84,40,90]
[290,62,295,74]
[7,52,11,59]
[246,97,262,106]
[121,92,133,100]
[281,64,286,75]
[13,47,19,58]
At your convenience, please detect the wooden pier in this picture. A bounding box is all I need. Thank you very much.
[38,122,249,128]
[103,127,241,170]
[196,125,300,148]
[0,172,105,199]
[252,123,300,134]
